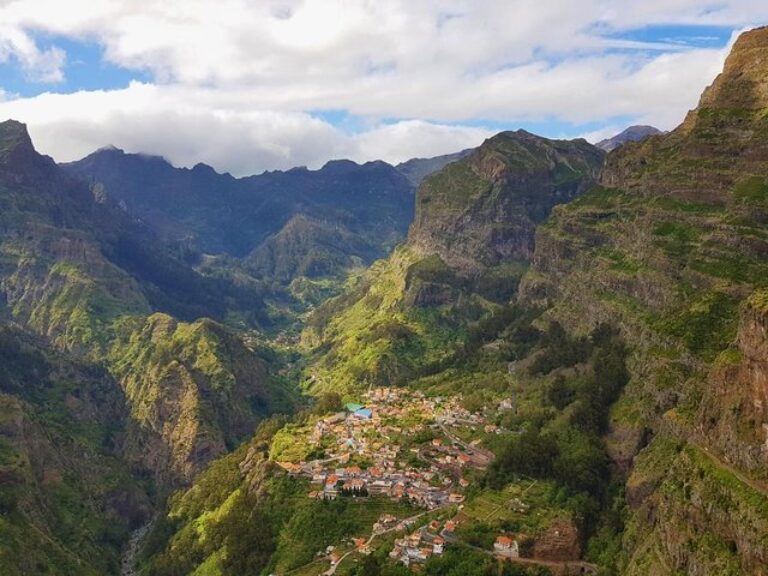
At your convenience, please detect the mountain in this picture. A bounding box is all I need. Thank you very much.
[301,130,604,395]
[595,125,663,152]
[134,130,613,574]
[5,25,768,576]
[63,150,415,287]
[0,120,298,571]
[520,25,768,573]
[0,324,150,576]
[409,130,604,274]
[396,149,473,186]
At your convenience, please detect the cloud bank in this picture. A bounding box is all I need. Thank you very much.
[0,0,766,174]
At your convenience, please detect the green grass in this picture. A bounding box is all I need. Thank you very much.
[656,291,739,360]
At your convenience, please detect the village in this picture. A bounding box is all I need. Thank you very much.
[273,387,518,569]
[276,387,495,511]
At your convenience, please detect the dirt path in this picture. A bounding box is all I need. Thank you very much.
[690,440,768,498]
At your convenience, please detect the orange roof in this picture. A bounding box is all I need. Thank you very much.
[496,536,513,546]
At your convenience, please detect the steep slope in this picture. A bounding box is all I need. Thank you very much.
[595,125,663,152]
[109,313,293,486]
[302,131,604,395]
[0,120,289,494]
[0,324,150,576]
[521,26,768,574]
[409,130,604,274]
[64,151,415,285]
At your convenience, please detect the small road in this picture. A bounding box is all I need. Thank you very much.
[455,538,598,574]
[321,506,449,575]
[436,421,495,467]
[689,440,768,499]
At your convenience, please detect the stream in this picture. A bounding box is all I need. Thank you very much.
[121,520,153,576]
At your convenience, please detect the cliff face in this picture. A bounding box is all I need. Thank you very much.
[0,326,150,576]
[521,26,768,574]
[0,121,290,496]
[697,292,768,475]
[409,130,604,275]
[110,313,282,486]
[302,132,604,395]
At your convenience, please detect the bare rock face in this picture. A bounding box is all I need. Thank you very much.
[698,291,768,474]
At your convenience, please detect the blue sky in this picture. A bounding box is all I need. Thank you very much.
[0,1,763,175]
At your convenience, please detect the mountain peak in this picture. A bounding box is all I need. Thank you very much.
[0,119,35,158]
[695,26,768,111]
[321,159,360,172]
[0,119,59,185]
[596,125,663,152]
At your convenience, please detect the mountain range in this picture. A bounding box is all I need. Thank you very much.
[1,24,767,576]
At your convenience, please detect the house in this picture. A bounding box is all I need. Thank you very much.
[432,536,445,555]
[419,547,433,560]
[494,536,519,557]
[342,478,366,493]
[459,478,470,488]
[354,408,373,420]
[369,480,393,496]
[448,493,465,503]
[328,411,346,423]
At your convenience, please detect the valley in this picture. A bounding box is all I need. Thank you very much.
[1,22,768,576]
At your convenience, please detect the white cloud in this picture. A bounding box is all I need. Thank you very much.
[0,1,765,173]
[0,22,65,82]
[0,82,491,174]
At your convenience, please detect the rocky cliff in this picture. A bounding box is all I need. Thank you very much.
[110,313,287,486]
[0,121,292,494]
[521,25,768,574]
[409,130,604,275]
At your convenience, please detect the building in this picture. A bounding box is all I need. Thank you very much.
[494,536,519,557]
[354,408,373,420]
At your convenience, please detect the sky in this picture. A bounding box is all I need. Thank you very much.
[0,1,766,176]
